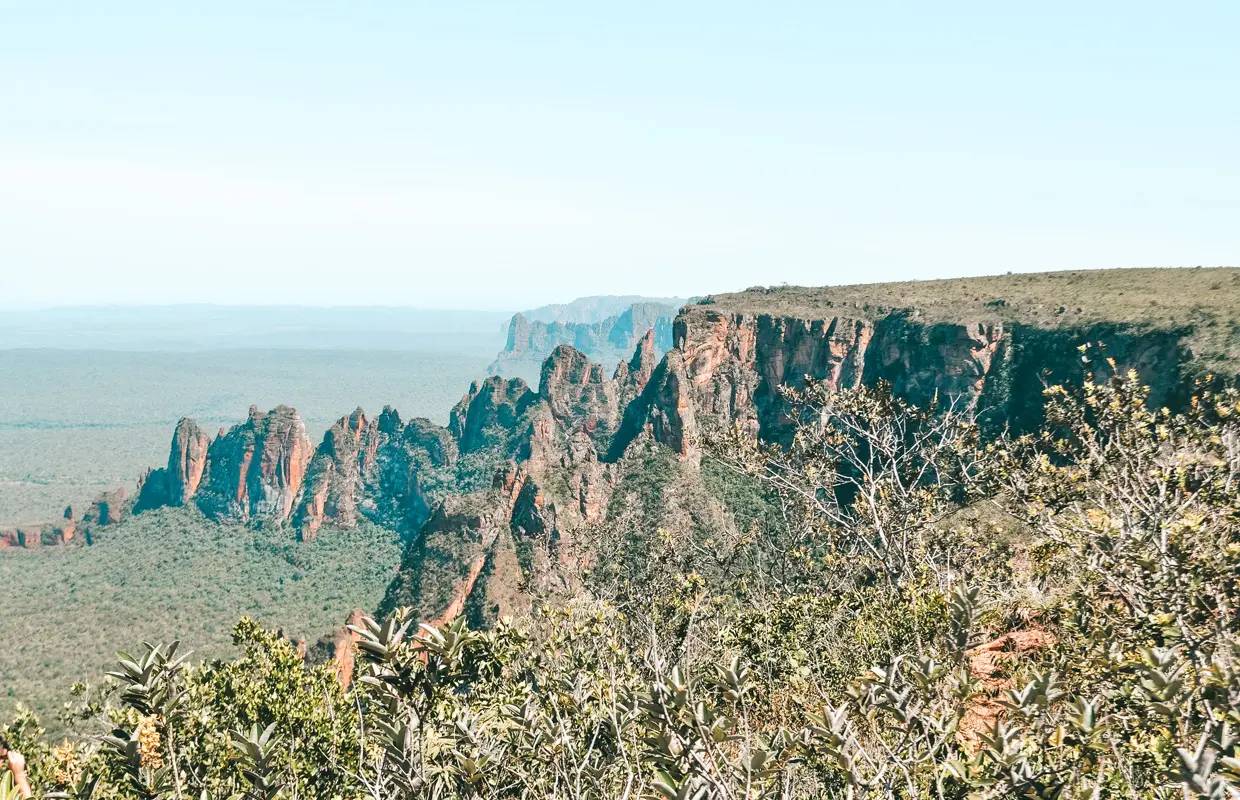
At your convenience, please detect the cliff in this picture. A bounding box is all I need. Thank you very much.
[672,267,1240,439]
[382,268,1240,627]
[98,268,1240,634]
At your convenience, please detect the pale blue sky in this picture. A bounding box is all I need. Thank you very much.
[1,1,1236,309]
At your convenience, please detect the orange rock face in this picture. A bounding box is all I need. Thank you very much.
[193,405,312,524]
[294,408,377,540]
[670,308,1011,443]
[958,629,1056,749]
[168,418,211,505]
[333,609,367,691]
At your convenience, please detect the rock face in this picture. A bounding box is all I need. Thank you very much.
[380,465,534,626]
[52,506,76,544]
[612,348,699,461]
[292,406,458,540]
[85,487,130,528]
[116,273,1224,634]
[295,408,378,540]
[195,405,313,524]
[0,505,88,549]
[539,345,620,441]
[135,418,214,513]
[450,377,538,454]
[489,302,678,377]
[670,306,1195,442]
[378,342,662,623]
[167,418,212,505]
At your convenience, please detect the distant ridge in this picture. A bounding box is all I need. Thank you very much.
[513,295,688,326]
[490,298,686,378]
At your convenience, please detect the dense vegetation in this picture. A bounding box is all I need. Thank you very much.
[5,366,1240,797]
[701,267,1240,375]
[0,509,401,729]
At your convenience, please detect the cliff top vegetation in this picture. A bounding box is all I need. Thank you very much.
[696,267,1240,371]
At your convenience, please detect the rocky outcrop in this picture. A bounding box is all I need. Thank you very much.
[539,345,620,442]
[295,408,377,539]
[614,329,660,407]
[195,405,313,524]
[611,347,699,461]
[0,506,87,549]
[378,340,673,626]
[134,418,213,512]
[85,487,129,528]
[293,406,458,540]
[0,527,42,549]
[167,418,212,505]
[450,376,538,454]
[52,506,76,544]
[379,464,538,626]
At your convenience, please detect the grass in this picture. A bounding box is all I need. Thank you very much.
[0,506,402,731]
[694,267,1240,373]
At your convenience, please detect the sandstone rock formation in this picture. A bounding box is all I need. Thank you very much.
[85,487,129,528]
[52,506,76,544]
[110,272,1228,635]
[382,277,1224,629]
[167,418,212,504]
[379,342,663,623]
[292,406,459,540]
[665,302,1195,444]
[295,408,378,540]
[1,506,83,549]
[450,377,538,454]
[194,405,313,524]
[379,462,559,627]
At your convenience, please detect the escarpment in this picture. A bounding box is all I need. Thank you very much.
[385,273,1235,627]
[670,302,1199,441]
[103,270,1240,633]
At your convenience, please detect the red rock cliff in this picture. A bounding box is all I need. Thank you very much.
[194,405,312,524]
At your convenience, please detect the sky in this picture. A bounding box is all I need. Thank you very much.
[1,1,1237,310]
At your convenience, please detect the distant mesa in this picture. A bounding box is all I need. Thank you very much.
[489,299,683,378]
[508,295,688,327]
